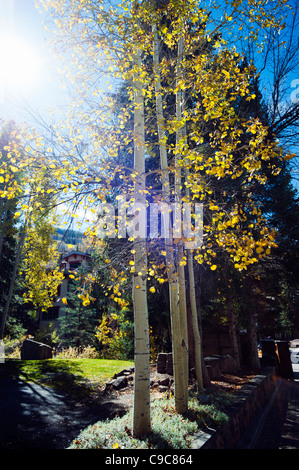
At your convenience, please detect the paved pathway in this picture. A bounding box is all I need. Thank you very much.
[0,372,129,449]
[238,363,299,449]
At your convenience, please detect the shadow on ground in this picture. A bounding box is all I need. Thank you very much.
[0,365,129,449]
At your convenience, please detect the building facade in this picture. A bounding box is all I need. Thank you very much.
[39,251,91,329]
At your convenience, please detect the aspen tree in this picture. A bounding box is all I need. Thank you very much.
[175,30,189,412]
[153,19,187,414]
[131,0,151,437]
[10,0,292,427]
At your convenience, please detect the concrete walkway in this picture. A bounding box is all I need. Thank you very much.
[279,378,299,449]
[238,363,299,449]
[0,371,128,449]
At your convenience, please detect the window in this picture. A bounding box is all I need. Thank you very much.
[42,307,60,321]
[69,261,81,270]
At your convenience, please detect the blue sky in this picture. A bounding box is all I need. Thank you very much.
[0,0,298,138]
[0,0,67,123]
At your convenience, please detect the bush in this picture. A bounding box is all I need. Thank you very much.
[69,395,230,449]
[34,323,60,348]
[3,335,27,359]
[53,345,100,359]
[95,308,134,360]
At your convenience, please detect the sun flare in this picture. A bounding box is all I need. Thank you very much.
[0,33,41,97]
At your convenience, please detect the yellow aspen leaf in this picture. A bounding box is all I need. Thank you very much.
[210,265,217,271]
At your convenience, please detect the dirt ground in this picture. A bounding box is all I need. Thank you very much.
[99,364,257,410]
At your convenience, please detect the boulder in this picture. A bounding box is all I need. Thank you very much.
[158,377,171,387]
[165,353,173,375]
[204,354,237,377]
[204,356,221,378]
[157,353,168,373]
[106,376,128,390]
[21,339,52,360]
[113,369,133,379]
[157,352,173,374]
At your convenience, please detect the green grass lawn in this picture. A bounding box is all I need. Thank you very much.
[1,358,134,399]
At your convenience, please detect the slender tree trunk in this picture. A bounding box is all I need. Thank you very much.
[174,34,189,411]
[132,6,151,436]
[247,308,261,369]
[153,22,187,414]
[187,251,204,392]
[0,199,8,265]
[227,296,241,371]
[0,226,26,340]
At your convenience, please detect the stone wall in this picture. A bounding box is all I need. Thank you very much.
[191,367,277,449]
[157,352,238,378]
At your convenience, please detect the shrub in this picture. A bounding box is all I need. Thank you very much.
[34,323,60,347]
[3,335,27,359]
[95,308,134,360]
[54,345,99,359]
[68,395,230,449]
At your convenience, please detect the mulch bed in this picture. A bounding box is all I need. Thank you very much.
[210,371,257,394]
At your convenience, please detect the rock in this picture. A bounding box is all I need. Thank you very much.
[158,377,170,387]
[106,376,128,390]
[218,355,237,373]
[113,369,134,379]
[158,385,169,393]
[157,352,173,374]
[158,377,174,387]
[20,339,52,360]
[165,354,173,375]
[157,353,168,373]
[204,355,238,377]
[150,381,159,388]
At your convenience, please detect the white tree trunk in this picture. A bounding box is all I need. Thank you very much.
[132,5,151,436]
[247,308,261,369]
[175,34,189,412]
[227,298,241,371]
[187,250,204,392]
[153,23,187,414]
